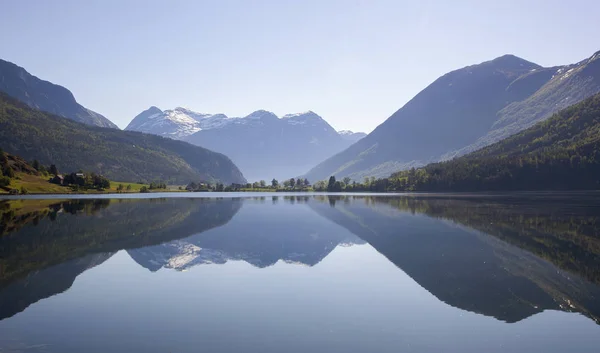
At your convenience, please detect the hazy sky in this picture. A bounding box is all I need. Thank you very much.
[1,0,599,132]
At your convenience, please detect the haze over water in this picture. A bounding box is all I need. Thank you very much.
[0,193,599,353]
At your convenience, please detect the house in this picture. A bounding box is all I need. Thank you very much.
[50,175,65,185]
[75,173,84,178]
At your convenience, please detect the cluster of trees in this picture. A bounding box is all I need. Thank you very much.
[310,176,387,192]
[0,149,10,188]
[184,178,313,192]
[116,184,133,192]
[64,172,111,190]
[148,182,167,190]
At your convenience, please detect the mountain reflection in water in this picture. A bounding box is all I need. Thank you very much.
[0,194,599,330]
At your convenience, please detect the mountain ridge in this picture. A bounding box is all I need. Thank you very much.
[305,50,600,181]
[0,59,118,129]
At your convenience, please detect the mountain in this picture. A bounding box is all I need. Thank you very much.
[305,51,600,181]
[444,50,600,159]
[125,106,229,139]
[389,92,600,191]
[0,93,246,184]
[0,59,117,129]
[126,108,364,181]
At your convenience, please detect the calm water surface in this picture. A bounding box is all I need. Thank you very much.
[0,194,599,352]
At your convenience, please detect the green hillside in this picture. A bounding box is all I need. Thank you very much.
[389,93,600,191]
[0,93,246,184]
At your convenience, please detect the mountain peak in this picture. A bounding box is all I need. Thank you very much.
[245,110,278,120]
[146,106,163,115]
[282,111,320,119]
[489,54,541,71]
[125,106,165,130]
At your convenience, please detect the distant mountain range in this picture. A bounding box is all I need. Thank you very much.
[126,107,365,181]
[0,59,118,128]
[305,50,600,181]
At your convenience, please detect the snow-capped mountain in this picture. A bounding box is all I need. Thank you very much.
[126,106,230,139]
[126,108,365,181]
[338,130,367,142]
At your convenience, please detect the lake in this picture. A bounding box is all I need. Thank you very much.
[0,193,599,353]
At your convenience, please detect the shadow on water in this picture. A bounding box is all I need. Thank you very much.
[0,194,599,326]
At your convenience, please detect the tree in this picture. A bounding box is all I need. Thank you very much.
[50,164,58,176]
[259,180,266,188]
[252,181,260,189]
[313,180,326,191]
[283,179,291,188]
[32,159,40,171]
[343,177,351,186]
[0,148,7,164]
[327,176,336,191]
[303,178,310,187]
[117,184,124,191]
[271,178,279,188]
[3,167,14,178]
[333,181,343,192]
[20,186,28,194]
[296,178,303,188]
[126,184,132,191]
[289,178,296,189]
[140,186,149,193]
[0,176,10,187]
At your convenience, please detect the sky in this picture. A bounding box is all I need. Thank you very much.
[1,0,599,133]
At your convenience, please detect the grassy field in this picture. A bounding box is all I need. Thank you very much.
[108,181,147,192]
[4,173,70,194]
[0,173,186,195]
[109,182,186,193]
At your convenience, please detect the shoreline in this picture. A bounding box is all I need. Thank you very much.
[2,190,599,201]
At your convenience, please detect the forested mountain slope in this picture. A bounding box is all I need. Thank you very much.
[0,93,246,184]
[390,93,600,191]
